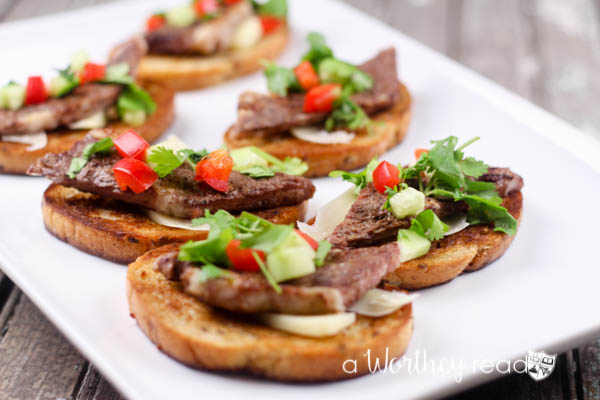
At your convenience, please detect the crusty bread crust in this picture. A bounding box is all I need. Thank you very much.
[0,83,175,175]
[383,191,523,290]
[42,184,308,264]
[126,243,414,381]
[224,83,412,177]
[137,26,289,92]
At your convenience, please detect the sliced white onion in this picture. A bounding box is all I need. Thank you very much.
[297,188,357,241]
[2,132,48,151]
[444,214,470,236]
[291,127,355,144]
[146,210,209,231]
[349,289,418,317]
[231,16,263,49]
[68,110,107,130]
[259,312,356,337]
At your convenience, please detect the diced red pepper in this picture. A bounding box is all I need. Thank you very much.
[194,0,220,17]
[223,0,242,4]
[226,239,266,272]
[146,14,165,32]
[295,229,319,251]
[372,161,401,193]
[114,130,149,161]
[414,148,429,160]
[25,76,48,105]
[260,15,283,35]
[294,60,320,91]
[113,158,158,194]
[303,84,342,113]
[79,63,106,85]
[194,149,234,192]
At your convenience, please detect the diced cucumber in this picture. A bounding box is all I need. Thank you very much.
[230,147,268,171]
[266,232,316,282]
[70,50,89,73]
[68,111,107,130]
[318,58,373,92]
[49,75,78,98]
[166,5,196,27]
[231,16,263,50]
[122,110,146,126]
[397,230,430,262]
[389,187,425,219]
[0,83,25,110]
[364,157,379,183]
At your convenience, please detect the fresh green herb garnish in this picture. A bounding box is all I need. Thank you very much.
[329,157,379,194]
[147,147,208,178]
[261,60,300,97]
[317,58,373,93]
[102,62,134,85]
[117,82,156,117]
[67,137,114,178]
[409,209,448,241]
[325,96,369,132]
[314,240,332,267]
[237,165,276,178]
[195,264,230,283]
[247,146,308,176]
[253,251,282,293]
[253,0,288,17]
[302,32,334,67]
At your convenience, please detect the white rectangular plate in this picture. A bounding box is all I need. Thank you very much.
[1,1,600,399]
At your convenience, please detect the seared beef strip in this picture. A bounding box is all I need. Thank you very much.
[28,133,315,219]
[0,37,147,136]
[157,242,400,314]
[145,1,252,55]
[228,48,400,138]
[329,168,524,249]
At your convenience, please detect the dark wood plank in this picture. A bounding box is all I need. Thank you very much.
[1,0,120,22]
[0,292,89,400]
[76,367,124,400]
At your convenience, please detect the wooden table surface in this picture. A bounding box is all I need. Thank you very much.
[1,0,599,399]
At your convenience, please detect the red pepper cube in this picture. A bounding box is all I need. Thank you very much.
[114,130,150,161]
[146,15,165,32]
[195,149,234,192]
[414,148,429,160]
[294,60,320,91]
[303,84,342,113]
[25,76,48,105]
[372,161,401,193]
[226,239,266,272]
[195,0,220,17]
[79,63,106,85]
[295,229,319,251]
[260,15,283,35]
[113,158,158,194]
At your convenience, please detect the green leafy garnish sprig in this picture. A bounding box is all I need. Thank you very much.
[238,146,308,177]
[329,157,379,194]
[67,137,114,178]
[147,147,208,178]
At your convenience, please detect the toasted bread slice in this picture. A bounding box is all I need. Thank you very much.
[127,243,414,381]
[224,83,412,177]
[42,184,308,264]
[383,191,523,290]
[137,26,289,92]
[0,83,174,175]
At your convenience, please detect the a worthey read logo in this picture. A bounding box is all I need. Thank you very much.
[526,350,557,381]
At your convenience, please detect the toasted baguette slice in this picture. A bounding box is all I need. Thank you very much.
[224,83,412,178]
[137,26,289,92]
[0,83,174,175]
[42,184,308,264]
[383,191,523,290]
[127,243,414,381]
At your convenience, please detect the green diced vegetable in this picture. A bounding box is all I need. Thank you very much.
[262,61,300,97]
[0,82,25,110]
[103,62,133,85]
[117,83,156,122]
[266,232,316,282]
[70,50,89,73]
[166,5,196,27]
[122,110,146,126]
[253,0,288,17]
[49,72,79,98]
[67,137,114,178]
[302,32,334,66]
[230,147,269,171]
[397,229,431,262]
[388,187,425,219]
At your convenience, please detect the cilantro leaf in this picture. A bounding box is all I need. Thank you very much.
[253,0,288,17]
[178,229,234,266]
[314,240,332,267]
[458,156,488,178]
[325,96,369,132]
[241,224,293,253]
[409,209,448,241]
[329,156,379,194]
[237,165,276,178]
[302,32,334,66]
[262,61,300,96]
[67,137,114,178]
[117,83,156,116]
[147,146,184,178]
[248,147,308,176]
[461,194,518,236]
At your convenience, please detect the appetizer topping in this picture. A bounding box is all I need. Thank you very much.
[157,234,400,314]
[0,38,153,136]
[146,209,209,231]
[348,289,417,317]
[303,83,342,113]
[229,145,308,177]
[0,131,47,151]
[113,129,149,161]
[293,60,320,91]
[297,188,358,241]
[113,158,158,194]
[144,0,285,55]
[68,111,107,130]
[290,126,355,144]
[328,136,523,259]
[259,312,356,338]
[28,132,315,220]
[396,229,431,262]
[230,47,399,138]
[194,149,234,192]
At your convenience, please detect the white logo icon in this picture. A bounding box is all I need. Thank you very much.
[526,350,557,381]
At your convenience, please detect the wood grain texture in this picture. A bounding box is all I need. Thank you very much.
[0,0,599,399]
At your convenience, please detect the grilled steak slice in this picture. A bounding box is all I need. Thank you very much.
[0,37,147,136]
[157,242,400,314]
[229,48,400,138]
[28,132,315,219]
[145,1,252,55]
[329,183,466,249]
[478,167,524,197]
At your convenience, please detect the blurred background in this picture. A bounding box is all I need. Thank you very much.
[0,0,598,399]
